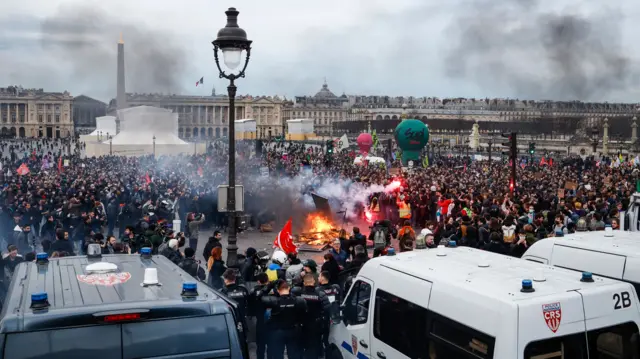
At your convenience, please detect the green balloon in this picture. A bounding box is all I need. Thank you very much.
[394,119,429,164]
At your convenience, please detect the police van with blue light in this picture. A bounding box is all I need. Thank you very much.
[0,244,247,359]
[329,245,640,359]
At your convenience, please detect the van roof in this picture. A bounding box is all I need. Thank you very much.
[0,254,230,333]
[535,231,640,257]
[360,247,625,304]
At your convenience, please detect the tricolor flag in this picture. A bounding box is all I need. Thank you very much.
[196,77,204,87]
[273,218,297,254]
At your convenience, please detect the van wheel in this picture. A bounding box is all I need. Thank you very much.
[328,345,343,359]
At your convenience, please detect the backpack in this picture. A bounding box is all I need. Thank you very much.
[373,228,387,249]
[400,231,414,250]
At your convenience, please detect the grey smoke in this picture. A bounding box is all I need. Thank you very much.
[444,0,639,101]
[38,5,193,100]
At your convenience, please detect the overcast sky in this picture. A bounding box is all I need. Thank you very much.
[1,0,639,103]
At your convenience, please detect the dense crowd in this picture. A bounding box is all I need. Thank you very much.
[0,136,637,358]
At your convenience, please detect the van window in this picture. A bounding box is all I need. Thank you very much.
[429,311,495,359]
[525,322,639,359]
[4,325,122,359]
[373,289,428,357]
[122,315,231,358]
[344,280,371,325]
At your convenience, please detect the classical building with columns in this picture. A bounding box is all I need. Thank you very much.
[290,81,349,136]
[108,92,284,140]
[0,86,74,138]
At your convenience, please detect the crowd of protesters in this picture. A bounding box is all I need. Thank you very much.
[0,136,636,288]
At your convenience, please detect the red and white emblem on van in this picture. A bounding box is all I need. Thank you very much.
[542,302,562,333]
[77,272,132,286]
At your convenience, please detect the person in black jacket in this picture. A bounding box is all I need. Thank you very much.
[240,247,258,284]
[318,270,341,357]
[50,229,75,256]
[179,248,206,280]
[220,269,250,330]
[262,280,307,359]
[249,273,270,359]
[292,274,331,359]
[345,245,369,272]
[484,232,506,255]
[202,232,222,262]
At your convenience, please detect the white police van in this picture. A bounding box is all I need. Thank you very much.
[522,229,640,295]
[329,245,640,359]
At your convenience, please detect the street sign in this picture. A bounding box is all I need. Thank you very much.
[217,185,244,212]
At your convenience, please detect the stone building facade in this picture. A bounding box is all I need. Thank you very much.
[0,86,74,138]
[108,93,283,140]
[72,95,107,133]
[291,81,349,136]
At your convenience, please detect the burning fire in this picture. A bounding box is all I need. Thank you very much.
[307,214,334,233]
[365,210,372,222]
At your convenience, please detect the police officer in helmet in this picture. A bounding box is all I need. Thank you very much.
[318,270,342,356]
[293,273,331,359]
[249,273,270,359]
[220,269,250,331]
[262,279,307,359]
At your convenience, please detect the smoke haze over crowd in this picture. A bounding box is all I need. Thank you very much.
[444,0,640,101]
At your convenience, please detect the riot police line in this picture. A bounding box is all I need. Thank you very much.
[213,249,351,359]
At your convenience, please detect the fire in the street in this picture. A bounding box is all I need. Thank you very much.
[295,213,340,248]
[307,213,334,233]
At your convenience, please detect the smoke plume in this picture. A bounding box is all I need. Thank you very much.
[38,5,193,100]
[444,0,640,101]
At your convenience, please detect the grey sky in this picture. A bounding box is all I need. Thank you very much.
[1,0,639,103]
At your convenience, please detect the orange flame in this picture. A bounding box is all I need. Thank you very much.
[307,213,334,233]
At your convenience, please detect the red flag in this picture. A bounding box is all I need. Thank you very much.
[273,218,297,254]
[464,163,467,172]
[58,156,63,173]
[520,162,526,169]
[540,157,547,166]
[197,166,203,177]
[549,158,553,166]
[145,172,151,184]
[16,163,30,176]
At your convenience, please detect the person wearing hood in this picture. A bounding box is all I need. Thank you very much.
[14,224,35,254]
[320,253,341,286]
[239,247,258,283]
[285,252,304,285]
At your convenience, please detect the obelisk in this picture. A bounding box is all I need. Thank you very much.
[115,33,127,134]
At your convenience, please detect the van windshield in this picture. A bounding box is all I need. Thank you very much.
[524,322,639,359]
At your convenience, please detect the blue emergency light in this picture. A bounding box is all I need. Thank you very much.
[448,240,457,248]
[581,272,594,283]
[36,252,48,264]
[181,282,198,298]
[386,248,396,256]
[521,279,535,293]
[140,247,152,258]
[30,292,50,310]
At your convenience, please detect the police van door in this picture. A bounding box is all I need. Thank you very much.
[517,291,587,359]
[335,276,374,359]
[369,274,432,359]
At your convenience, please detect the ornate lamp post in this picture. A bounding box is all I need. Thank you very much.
[107,134,113,155]
[590,126,599,155]
[213,7,252,266]
[152,135,156,158]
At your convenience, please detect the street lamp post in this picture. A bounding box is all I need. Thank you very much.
[590,126,599,155]
[487,137,493,162]
[152,135,156,158]
[108,134,113,155]
[213,7,252,267]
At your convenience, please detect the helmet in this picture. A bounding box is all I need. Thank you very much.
[271,250,287,265]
